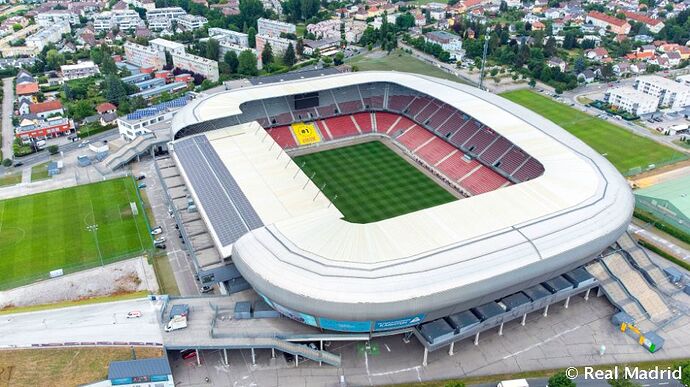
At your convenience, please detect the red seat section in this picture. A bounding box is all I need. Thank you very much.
[323,116,360,139]
[436,152,480,181]
[397,125,435,151]
[513,158,544,181]
[416,138,456,165]
[406,96,432,117]
[314,120,332,141]
[267,126,297,149]
[374,112,400,133]
[414,99,442,123]
[338,100,363,114]
[464,128,497,155]
[387,95,415,112]
[479,137,512,165]
[436,112,467,137]
[449,120,481,148]
[426,105,455,130]
[497,148,528,174]
[459,167,510,195]
[352,113,373,133]
[387,116,416,135]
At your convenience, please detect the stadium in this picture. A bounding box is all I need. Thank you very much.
[169,71,634,333]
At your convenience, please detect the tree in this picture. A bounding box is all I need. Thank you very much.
[238,49,258,76]
[528,78,536,88]
[261,41,274,65]
[12,24,22,32]
[68,99,96,121]
[609,377,640,387]
[225,50,239,73]
[48,145,59,155]
[322,56,333,67]
[206,38,220,60]
[247,27,257,48]
[2,159,11,167]
[395,12,415,31]
[283,43,296,66]
[296,38,304,56]
[103,75,128,103]
[45,49,65,71]
[548,371,575,387]
[499,0,508,11]
[333,51,344,65]
[544,36,557,57]
[239,0,264,28]
[100,54,118,75]
[676,361,690,387]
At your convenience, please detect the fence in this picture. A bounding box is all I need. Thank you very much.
[623,154,690,177]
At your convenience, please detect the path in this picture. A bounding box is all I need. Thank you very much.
[1,77,14,161]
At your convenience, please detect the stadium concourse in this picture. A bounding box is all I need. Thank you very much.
[168,71,633,338]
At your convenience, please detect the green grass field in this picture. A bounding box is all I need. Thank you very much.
[0,177,152,289]
[30,161,51,182]
[294,141,456,223]
[347,49,468,84]
[501,90,688,174]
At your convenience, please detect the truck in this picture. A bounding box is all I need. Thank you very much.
[169,304,189,320]
[165,315,188,332]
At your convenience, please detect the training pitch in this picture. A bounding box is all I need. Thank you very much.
[0,177,152,289]
[501,90,687,174]
[293,141,457,223]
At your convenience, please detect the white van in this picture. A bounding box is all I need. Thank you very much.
[497,379,529,387]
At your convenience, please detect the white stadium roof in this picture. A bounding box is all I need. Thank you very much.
[171,71,633,323]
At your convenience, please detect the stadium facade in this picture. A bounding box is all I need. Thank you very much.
[170,71,634,333]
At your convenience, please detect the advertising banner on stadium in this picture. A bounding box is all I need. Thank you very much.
[374,314,425,331]
[271,300,318,327]
[319,318,371,332]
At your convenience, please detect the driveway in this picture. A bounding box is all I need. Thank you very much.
[1,77,13,161]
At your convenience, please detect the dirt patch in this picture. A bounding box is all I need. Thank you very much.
[0,347,163,387]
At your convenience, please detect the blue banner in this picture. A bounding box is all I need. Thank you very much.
[374,314,425,331]
[319,318,371,332]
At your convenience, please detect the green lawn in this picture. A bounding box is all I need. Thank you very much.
[347,49,467,84]
[501,90,687,174]
[0,172,21,187]
[30,161,51,182]
[0,177,152,289]
[293,141,456,223]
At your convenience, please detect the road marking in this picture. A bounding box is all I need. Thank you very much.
[502,325,583,360]
[659,382,669,385]
[370,365,422,377]
[384,344,391,352]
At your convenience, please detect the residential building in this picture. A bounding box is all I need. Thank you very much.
[172,51,219,81]
[257,17,295,37]
[97,102,118,115]
[255,34,293,56]
[209,27,249,47]
[586,11,631,35]
[307,19,342,40]
[15,116,73,141]
[677,74,690,87]
[35,10,79,26]
[28,100,64,119]
[93,10,142,31]
[219,42,259,67]
[124,41,167,70]
[635,75,690,109]
[547,57,566,72]
[146,7,186,21]
[622,11,665,34]
[302,38,339,56]
[424,30,464,61]
[117,96,190,140]
[126,0,156,11]
[605,87,658,116]
[25,22,71,51]
[176,14,208,30]
[150,38,186,56]
[60,61,100,81]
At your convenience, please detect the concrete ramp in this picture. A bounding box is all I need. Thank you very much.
[586,260,647,322]
[618,233,678,294]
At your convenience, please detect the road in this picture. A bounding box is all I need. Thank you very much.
[1,77,13,161]
[629,223,690,262]
[473,375,684,387]
[0,298,162,347]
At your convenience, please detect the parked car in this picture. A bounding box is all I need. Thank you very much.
[200,285,213,293]
[150,226,163,235]
[126,310,142,319]
[13,162,23,167]
[181,349,197,359]
[154,237,166,244]
[136,174,146,181]
[155,243,166,250]
[137,183,147,189]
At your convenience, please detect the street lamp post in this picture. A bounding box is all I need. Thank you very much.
[86,224,103,267]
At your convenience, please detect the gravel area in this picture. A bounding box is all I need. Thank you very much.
[0,256,158,309]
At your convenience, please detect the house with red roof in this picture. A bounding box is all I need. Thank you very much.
[622,11,665,33]
[586,11,631,34]
[16,82,39,97]
[96,102,117,115]
[29,100,64,119]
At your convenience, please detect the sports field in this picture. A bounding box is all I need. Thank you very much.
[294,141,456,223]
[0,177,152,289]
[501,90,688,174]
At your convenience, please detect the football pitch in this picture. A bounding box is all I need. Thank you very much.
[0,177,152,289]
[501,90,687,174]
[294,141,456,223]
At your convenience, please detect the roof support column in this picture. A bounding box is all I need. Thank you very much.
[422,347,428,367]
[196,349,200,366]
[498,322,504,336]
[271,348,276,358]
[448,341,455,356]
[295,353,299,367]
[251,348,256,365]
[223,348,228,366]
[564,296,571,309]
[319,340,323,366]
[585,288,591,301]
[474,331,480,346]
[543,304,549,317]
[521,313,527,326]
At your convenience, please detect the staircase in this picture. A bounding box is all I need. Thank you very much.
[602,253,673,323]
[617,233,678,294]
[104,134,161,170]
[586,260,647,322]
